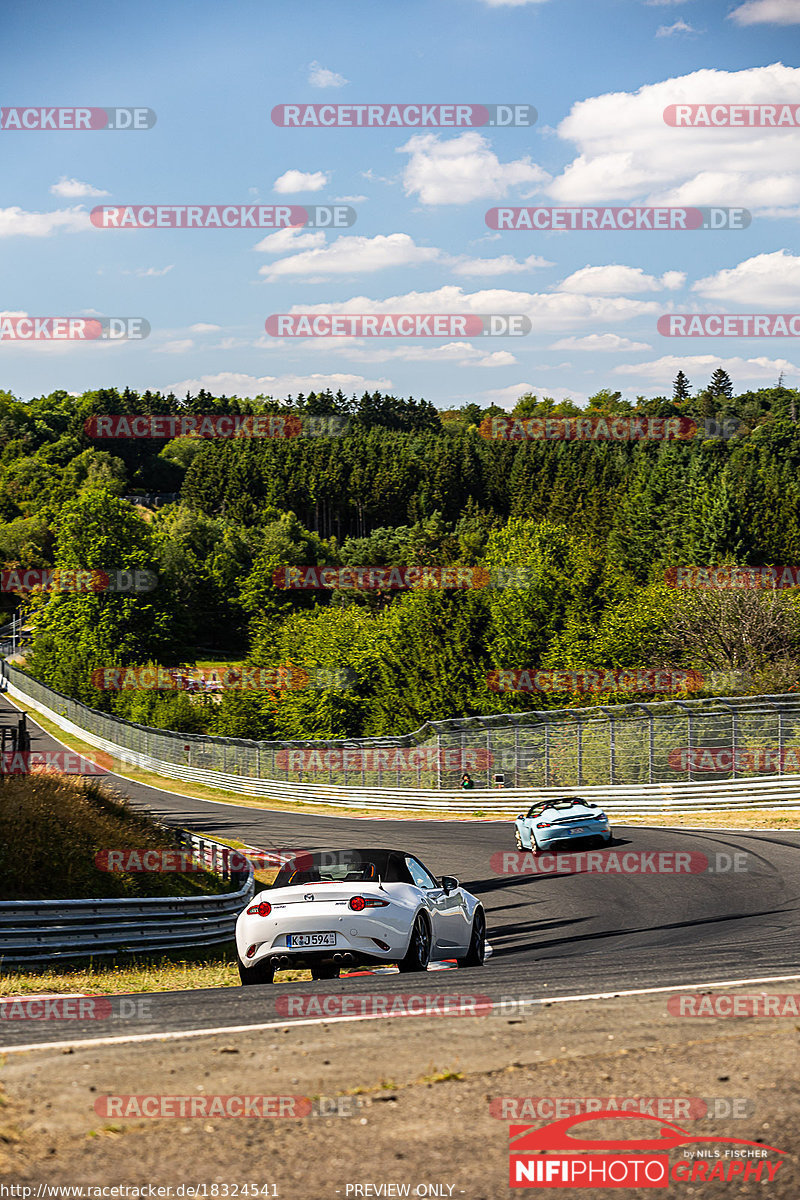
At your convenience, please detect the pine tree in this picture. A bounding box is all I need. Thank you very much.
[673,371,691,401]
[708,369,734,400]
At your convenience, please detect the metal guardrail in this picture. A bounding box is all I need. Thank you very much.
[0,833,254,965]
[4,662,800,812]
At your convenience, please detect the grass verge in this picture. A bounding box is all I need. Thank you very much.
[0,772,230,900]
[0,944,310,995]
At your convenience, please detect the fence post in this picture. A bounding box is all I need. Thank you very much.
[576,722,582,788]
[544,721,550,787]
[778,706,785,775]
[609,715,615,786]
[514,723,520,788]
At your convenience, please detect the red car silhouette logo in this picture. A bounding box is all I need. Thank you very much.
[510,1110,785,1155]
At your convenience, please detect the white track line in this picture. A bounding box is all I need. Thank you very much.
[4,972,800,1056]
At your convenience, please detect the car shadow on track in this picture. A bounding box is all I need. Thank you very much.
[487,905,792,960]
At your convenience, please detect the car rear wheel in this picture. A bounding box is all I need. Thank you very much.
[311,962,341,980]
[237,957,275,986]
[514,828,523,850]
[398,914,431,972]
[458,907,486,968]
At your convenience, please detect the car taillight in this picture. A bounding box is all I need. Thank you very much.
[246,944,257,958]
[349,896,389,911]
[247,900,272,916]
[536,822,552,828]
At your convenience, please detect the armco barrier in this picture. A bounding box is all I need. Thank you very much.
[0,833,254,965]
[3,662,800,812]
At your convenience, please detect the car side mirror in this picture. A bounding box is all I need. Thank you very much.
[441,875,459,894]
[517,813,525,820]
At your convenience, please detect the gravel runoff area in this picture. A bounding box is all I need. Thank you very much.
[2,982,799,1199]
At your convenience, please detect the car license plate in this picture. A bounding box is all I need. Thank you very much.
[570,827,590,835]
[286,932,336,948]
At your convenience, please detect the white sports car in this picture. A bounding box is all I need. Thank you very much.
[235,847,488,984]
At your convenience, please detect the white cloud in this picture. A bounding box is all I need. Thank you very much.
[254,227,327,254]
[189,323,221,333]
[451,253,553,277]
[259,233,441,281]
[0,205,90,237]
[614,355,796,383]
[656,19,698,34]
[645,0,690,6]
[322,341,518,367]
[478,350,518,366]
[259,229,553,280]
[128,265,173,278]
[557,265,686,294]
[50,177,109,198]
[276,283,661,331]
[548,64,800,216]
[273,169,329,194]
[398,131,549,205]
[550,333,653,352]
[729,0,800,24]
[165,372,391,399]
[308,61,348,87]
[692,250,800,305]
[333,195,367,203]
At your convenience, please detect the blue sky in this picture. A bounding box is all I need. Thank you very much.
[1,0,799,407]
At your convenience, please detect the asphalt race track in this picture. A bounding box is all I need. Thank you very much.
[3,694,800,1051]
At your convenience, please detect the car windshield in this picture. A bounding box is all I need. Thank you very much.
[272,849,410,888]
[527,798,593,817]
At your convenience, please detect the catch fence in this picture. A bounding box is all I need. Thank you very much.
[3,662,800,793]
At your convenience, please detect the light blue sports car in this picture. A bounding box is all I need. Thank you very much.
[514,797,612,853]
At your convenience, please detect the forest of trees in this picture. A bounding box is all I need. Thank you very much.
[2,372,800,742]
